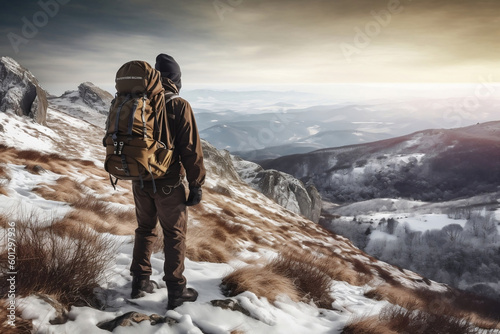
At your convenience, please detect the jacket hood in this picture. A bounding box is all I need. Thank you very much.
[161,77,180,95]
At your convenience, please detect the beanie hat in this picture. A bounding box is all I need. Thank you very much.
[155,53,182,91]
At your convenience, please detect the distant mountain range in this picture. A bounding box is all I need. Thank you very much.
[261,121,500,203]
[195,98,499,161]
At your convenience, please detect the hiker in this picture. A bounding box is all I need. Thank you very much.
[129,54,206,309]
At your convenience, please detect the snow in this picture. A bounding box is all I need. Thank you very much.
[0,111,57,152]
[307,125,320,136]
[0,164,71,222]
[401,213,467,232]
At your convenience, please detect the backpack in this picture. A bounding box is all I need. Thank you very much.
[103,60,175,191]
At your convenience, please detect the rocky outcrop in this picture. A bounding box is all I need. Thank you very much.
[77,82,113,115]
[231,155,322,222]
[201,140,321,221]
[48,82,113,127]
[56,82,113,115]
[0,56,48,125]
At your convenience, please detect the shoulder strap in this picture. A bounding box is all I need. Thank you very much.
[164,93,180,147]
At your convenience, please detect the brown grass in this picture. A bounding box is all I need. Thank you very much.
[342,303,480,334]
[364,285,500,331]
[186,223,237,263]
[0,164,9,196]
[222,264,301,303]
[0,301,33,334]
[342,316,398,334]
[33,177,84,204]
[268,251,335,309]
[222,248,338,309]
[0,216,117,307]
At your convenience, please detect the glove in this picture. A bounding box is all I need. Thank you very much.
[185,187,202,206]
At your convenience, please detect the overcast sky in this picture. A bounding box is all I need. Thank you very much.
[1,0,499,95]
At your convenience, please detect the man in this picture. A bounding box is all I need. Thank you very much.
[129,53,206,309]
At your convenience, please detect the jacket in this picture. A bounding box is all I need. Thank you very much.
[159,78,206,189]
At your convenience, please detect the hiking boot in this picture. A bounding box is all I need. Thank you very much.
[131,276,156,299]
[167,287,198,309]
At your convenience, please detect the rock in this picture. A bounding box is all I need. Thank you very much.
[211,299,252,317]
[202,140,243,185]
[77,82,113,115]
[306,184,322,223]
[97,311,177,332]
[0,57,48,125]
[232,155,322,222]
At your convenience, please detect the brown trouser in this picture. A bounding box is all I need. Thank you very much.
[130,179,187,293]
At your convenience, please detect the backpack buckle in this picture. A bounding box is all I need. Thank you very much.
[117,141,124,155]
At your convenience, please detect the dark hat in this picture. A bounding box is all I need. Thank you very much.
[155,53,182,91]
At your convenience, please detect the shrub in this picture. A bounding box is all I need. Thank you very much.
[221,249,336,309]
[364,285,500,331]
[343,304,480,334]
[267,251,335,309]
[0,216,117,307]
[221,264,300,303]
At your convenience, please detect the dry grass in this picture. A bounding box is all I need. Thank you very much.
[222,264,301,303]
[267,250,335,309]
[0,164,9,196]
[363,284,500,331]
[187,225,234,263]
[0,301,33,334]
[342,303,481,334]
[33,177,84,204]
[341,316,398,334]
[0,216,117,307]
[222,248,337,309]
[62,199,136,235]
[0,213,8,229]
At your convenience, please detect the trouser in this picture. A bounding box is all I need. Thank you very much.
[130,179,187,293]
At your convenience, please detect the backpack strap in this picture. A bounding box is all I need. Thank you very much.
[164,93,179,147]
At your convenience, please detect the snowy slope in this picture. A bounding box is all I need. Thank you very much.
[0,107,460,333]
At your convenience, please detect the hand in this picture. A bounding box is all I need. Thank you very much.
[185,187,202,206]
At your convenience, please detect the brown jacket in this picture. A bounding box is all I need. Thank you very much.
[159,78,205,189]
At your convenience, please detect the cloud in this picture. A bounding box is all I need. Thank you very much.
[1,0,499,94]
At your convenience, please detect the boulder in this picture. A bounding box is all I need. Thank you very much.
[231,155,322,222]
[0,57,48,125]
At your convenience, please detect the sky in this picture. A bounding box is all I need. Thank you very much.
[1,0,500,95]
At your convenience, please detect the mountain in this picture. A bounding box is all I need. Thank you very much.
[1,63,500,333]
[0,56,48,125]
[48,82,113,127]
[261,121,500,203]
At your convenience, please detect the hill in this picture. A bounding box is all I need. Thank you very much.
[261,121,500,203]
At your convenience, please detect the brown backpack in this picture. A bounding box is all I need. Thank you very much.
[103,60,174,191]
